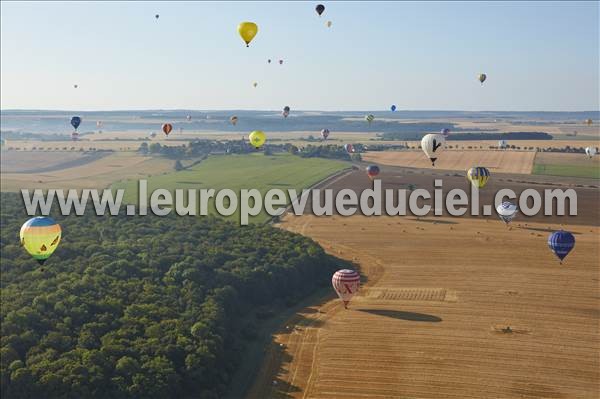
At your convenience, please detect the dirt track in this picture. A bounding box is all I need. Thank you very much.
[248,215,600,398]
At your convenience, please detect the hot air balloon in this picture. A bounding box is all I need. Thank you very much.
[478,73,487,85]
[279,59,283,65]
[186,115,192,121]
[238,22,258,47]
[585,147,597,158]
[548,230,575,264]
[155,14,159,20]
[344,143,355,153]
[366,165,380,180]
[282,106,290,118]
[230,116,238,126]
[96,121,103,128]
[149,132,157,138]
[332,269,360,309]
[316,4,325,16]
[585,119,593,126]
[441,128,450,137]
[268,59,272,63]
[20,217,61,265]
[71,116,81,130]
[249,130,266,149]
[421,133,445,166]
[162,123,173,136]
[321,128,330,140]
[365,114,374,125]
[73,84,78,89]
[71,132,79,141]
[390,105,397,112]
[253,82,258,88]
[326,20,332,28]
[467,167,490,189]
[497,202,518,225]
[498,139,508,149]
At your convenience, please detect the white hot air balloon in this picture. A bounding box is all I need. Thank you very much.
[585,147,597,158]
[421,133,445,166]
[497,202,518,225]
[498,139,508,149]
[332,269,360,309]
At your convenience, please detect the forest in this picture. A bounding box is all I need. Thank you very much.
[0,192,347,398]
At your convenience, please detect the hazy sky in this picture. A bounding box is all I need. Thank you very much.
[1,1,598,111]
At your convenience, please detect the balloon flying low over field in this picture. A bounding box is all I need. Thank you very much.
[320,128,330,140]
[421,133,445,166]
[70,116,81,130]
[497,202,518,225]
[467,167,491,188]
[332,269,360,309]
[366,165,380,180]
[249,130,266,149]
[547,230,575,264]
[585,147,597,158]
[162,123,173,136]
[478,73,487,85]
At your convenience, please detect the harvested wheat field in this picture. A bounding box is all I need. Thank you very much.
[363,150,536,174]
[0,152,173,191]
[248,215,600,399]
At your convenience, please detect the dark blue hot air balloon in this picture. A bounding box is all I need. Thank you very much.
[547,230,575,264]
[390,104,397,112]
[71,116,81,130]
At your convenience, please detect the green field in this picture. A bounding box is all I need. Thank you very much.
[112,153,350,223]
[532,163,600,179]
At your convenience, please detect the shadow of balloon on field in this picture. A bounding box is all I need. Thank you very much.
[516,225,582,235]
[408,218,458,225]
[357,309,442,322]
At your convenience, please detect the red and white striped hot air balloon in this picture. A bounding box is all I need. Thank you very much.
[332,269,360,309]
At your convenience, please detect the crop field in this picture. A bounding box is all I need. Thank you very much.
[533,152,600,179]
[363,150,537,174]
[112,153,350,223]
[0,151,174,191]
[248,214,600,398]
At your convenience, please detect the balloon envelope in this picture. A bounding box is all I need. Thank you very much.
[162,123,173,135]
[441,128,450,137]
[249,130,266,149]
[344,143,355,153]
[498,139,508,148]
[70,116,81,130]
[326,20,332,28]
[585,147,597,158]
[478,73,487,84]
[497,202,518,224]
[238,22,258,47]
[316,4,325,16]
[230,116,238,125]
[548,230,575,263]
[365,114,374,124]
[332,269,360,308]
[20,217,61,265]
[366,165,380,179]
[321,129,330,140]
[467,167,490,188]
[421,133,445,166]
[390,105,397,112]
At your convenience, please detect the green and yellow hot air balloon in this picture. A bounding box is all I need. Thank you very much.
[467,167,490,188]
[20,216,61,265]
[249,130,266,149]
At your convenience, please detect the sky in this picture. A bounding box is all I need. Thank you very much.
[1,1,598,111]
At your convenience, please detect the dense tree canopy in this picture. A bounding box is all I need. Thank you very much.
[0,193,344,398]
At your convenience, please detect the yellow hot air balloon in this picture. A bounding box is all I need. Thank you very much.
[249,130,266,149]
[238,22,258,47]
[467,167,490,188]
[20,217,62,265]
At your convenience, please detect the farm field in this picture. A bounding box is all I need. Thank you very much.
[363,150,537,174]
[533,152,600,179]
[248,214,600,399]
[0,151,173,191]
[111,153,350,223]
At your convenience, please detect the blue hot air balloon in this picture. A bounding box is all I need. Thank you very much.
[71,116,82,130]
[547,230,575,264]
[390,104,397,112]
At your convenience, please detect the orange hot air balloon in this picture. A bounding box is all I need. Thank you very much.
[162,123,173,136]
